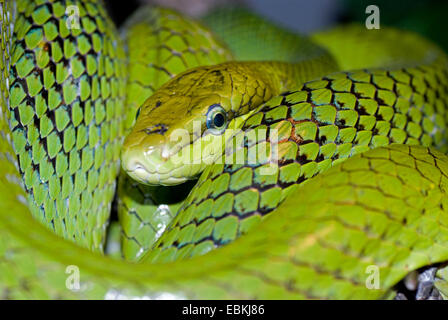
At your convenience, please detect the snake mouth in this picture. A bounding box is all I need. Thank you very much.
[124,163,189,186]
[126,162,150,181]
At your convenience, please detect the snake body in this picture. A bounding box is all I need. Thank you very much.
[2,0,448,299]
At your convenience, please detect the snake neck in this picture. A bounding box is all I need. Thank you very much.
[220,58,339,105]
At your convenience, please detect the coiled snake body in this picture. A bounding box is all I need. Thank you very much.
[1,0,448,299]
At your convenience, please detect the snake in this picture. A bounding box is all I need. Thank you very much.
[2,0,448,300]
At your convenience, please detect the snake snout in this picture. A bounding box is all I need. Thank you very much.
[121,131,189,186]
[122,143,166,184]
[123,158,149,181]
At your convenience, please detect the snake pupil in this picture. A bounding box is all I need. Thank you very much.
[213,113,225,127]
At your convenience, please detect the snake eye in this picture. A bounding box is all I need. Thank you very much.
[206,104,228,134]
[135,108,141,120]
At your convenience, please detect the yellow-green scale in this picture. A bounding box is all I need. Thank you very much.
[119,6,339,261]
[8,0,127,251]
[1,1,448,300]
[117,6,232,261]
[144,59,448,263]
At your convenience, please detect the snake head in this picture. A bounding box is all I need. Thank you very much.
[121,64,253,186]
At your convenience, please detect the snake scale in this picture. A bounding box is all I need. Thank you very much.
[1,0,448,299]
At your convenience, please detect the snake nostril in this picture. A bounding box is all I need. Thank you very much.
[160,146,170,161]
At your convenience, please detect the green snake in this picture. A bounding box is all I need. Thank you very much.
[2,0,448,299]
